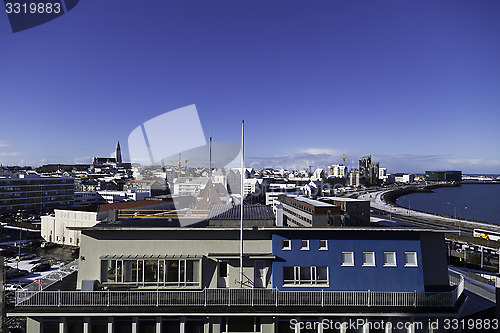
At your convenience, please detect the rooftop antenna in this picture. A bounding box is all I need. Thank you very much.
[240,120,245,287]
[208,125,212,207]
[209,124,213,178]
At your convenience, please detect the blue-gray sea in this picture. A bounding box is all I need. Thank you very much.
[396,183,500,224]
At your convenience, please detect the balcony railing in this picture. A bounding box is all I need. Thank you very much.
[16,280,463,308]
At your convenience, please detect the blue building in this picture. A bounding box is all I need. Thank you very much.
[272,229,448,292]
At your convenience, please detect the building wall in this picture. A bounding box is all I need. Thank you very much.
[41,209,100,246]
[272,231,426,292]
[77,229,273,290]
[0,175,74,212]
[419,232,449,289]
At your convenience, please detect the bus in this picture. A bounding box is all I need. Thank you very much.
[473,228,500,242]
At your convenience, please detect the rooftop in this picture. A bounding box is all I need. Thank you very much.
[208,204,275,220]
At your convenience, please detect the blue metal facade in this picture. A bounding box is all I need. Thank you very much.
[272,231,425,292]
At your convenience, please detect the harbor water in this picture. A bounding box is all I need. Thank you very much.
[396,183,500,224]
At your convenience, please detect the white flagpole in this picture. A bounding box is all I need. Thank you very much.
[240,120,245,287]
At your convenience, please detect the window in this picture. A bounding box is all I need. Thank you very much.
[101,258,201,286]
[300,240,309,250]
[282,239,291,250]
[283,266,328,286]
[362,252,375,266]
[341,252,354,266]
[319,240,328,250]
[383,252,396,267]
[404,252,418,267]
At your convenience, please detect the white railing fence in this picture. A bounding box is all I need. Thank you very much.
[16,286,461,308]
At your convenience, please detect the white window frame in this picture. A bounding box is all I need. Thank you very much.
[404,252,418,267]
[300,240,309,250]
[319,240,328,250]
[282,239,291,250]
[283,266,329,286]
[383,252,397,267]
[362,252,375,266]
[341,251,354,266]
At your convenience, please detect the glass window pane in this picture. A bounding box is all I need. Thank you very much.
[317,266,328,282]
[186,260,194,282]
[404,252,417,266]
[158,260,165,283]
[107,260,116,282]
[166,260,179,283]
[180,260,185,283]
[383,252,396,266]
[100,260,109,282]
[144,260,157,282]
[193,260,200,282]
[138,318,156,333]
[283,267,294,283]
[362,252,375,266]
[341,252,354,266]
[123,260,138,282]
[300,266,311,282]
[138,261,144,283]
[219,261,228,278]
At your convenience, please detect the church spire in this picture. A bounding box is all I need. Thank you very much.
[115,141,122,164]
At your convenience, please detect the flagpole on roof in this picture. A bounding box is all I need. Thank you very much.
[240,120,245,287]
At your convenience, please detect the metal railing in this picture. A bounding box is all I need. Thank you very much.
[16,282,463,308]
[22,259,78,292]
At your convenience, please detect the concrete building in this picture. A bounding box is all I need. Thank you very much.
[425,170,462,182]
[319,197,371,226]
[124,179,169,197]
[277,195,342,227]
[265,183,303,205]
[171,177,209,196]
[394,173,415,183]
[41,200,174,246]
[348,169,360,187]
[327,164,347,178]
[12,219,471,333]
[0,173,74,213]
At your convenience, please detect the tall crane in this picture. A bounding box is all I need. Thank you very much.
[342,154,349,166]
[164,153,188,178]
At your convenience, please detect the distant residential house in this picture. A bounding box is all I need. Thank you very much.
[171,177,209,196]
[124,179,169,197]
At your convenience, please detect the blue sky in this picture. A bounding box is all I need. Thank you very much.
[1,0,499,174]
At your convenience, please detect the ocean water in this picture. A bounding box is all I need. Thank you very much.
[396,184,500,224]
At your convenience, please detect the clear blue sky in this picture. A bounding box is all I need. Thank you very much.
[1,0,499,174]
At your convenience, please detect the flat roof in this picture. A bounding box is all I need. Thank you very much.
[279,195,335,207]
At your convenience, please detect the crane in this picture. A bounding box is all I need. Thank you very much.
[164,153,188,178]
[342,154,349,166]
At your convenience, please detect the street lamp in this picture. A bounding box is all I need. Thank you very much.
[446,202,456,219]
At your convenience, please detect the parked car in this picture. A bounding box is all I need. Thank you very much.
[18,253,37,261]
[31,262,51,272]
[6,268,29,279]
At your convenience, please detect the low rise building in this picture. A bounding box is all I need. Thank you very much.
[319,197,371,226]
[41,200,174,246]
[277,195,341,227]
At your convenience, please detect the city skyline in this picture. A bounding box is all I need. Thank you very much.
[1,0,499,173]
